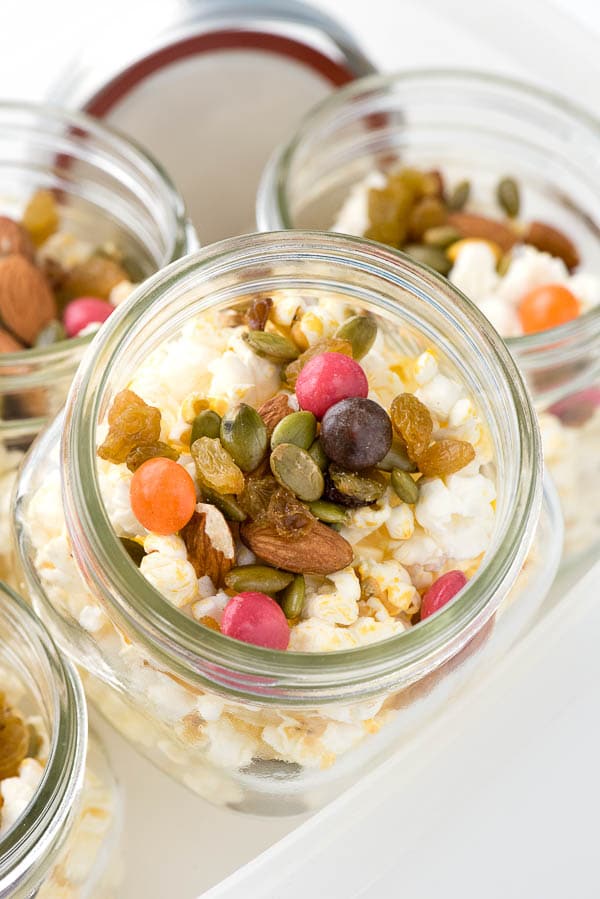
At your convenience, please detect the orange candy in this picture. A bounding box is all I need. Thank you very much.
[518,283,580,334]
[130,457,196,535]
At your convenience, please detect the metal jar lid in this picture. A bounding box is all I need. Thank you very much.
[48,0,376,245]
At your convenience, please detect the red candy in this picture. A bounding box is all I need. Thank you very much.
[295,352,368,419]
[63,297,114,338]
[421,570,467,620]
[221,592,290,650]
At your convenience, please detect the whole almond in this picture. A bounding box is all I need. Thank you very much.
[240,518,353,575]
[524,220,580,271]
[0,217,35,262]
[0,327,25,355]
[0,255,57,344]
[257,393,293,436]
[447,212,518,254]
[181,504,235,587]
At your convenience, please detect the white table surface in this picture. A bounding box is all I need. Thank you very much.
[1,1,599,896]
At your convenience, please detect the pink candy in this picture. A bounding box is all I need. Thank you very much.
[63,297,114,338]
[221,592,290,650]
[295,352,368,419]
[421,570,468,620]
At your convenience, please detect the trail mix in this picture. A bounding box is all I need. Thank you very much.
[94,295,495,651]
[334,166,598,338]
[0,189,136,357]
[0,684,47,836]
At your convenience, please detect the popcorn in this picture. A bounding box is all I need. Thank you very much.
[415,373,464,420]
[416,472,495,560]
[0,758,44,834]
[303,567,361,626]
[208,330,280,406]
[357,558,419,615]
[385,503,415,540]
[140,552,198,608]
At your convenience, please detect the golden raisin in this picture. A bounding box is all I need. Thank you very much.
[285,338,353,387]
[22,189,59,246]
[416,438,475,477]
[62,255,129,301]
[267,487,314,537]
[238,476,279,520]
[246,296,273,331]
[190,436,245,494]
[126,441,180,472]
[390,393,433,459]
[0,712,29,780]
[407,197,447,241]
[98,389,161,464]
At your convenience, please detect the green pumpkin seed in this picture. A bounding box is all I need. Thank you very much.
[308,500,349,525]
[279,574,305,619]
[497,176,520,218]
[447,179,470,211]
[334,315,377,360]
[271,411,316,451]
[35,319,67,347]
[220,403,268,473]
[225,564,293,595]
[423,225,463,248]
[120,537,145,567]
[191,410,221,444]
[404,244,452,276]
[497,252,513,277]
[243,330,300,362]
[200,485,247,522]
[330,465,385,503]
[270,443,324,502]
[391,468,419,504]
[376,437,418,472]
[308,439,328,471]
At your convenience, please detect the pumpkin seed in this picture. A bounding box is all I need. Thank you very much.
[334,315,377,360]
[497,176,520,218]
[191,409,221,444]
[34,319,66,346]
[391,468,419,504]
[280,574,306,619]
[308,439,328,471]
[308,500,349,525]
[423,225,463,248]
[220,403,268,473]
[200,485,247,522]
[404,244,452,276]
[271,411,316,451]
[329,465,385,504]
[270,443,324,502]
[497,252,513,277]
[243,330,300,362]
[376,437,418,472]
[447,179,470,211]
[225,564,293,595]
[120,537,145,567]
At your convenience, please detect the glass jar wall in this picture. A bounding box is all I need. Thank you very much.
[13,232,558,816]
[257,70,600,568]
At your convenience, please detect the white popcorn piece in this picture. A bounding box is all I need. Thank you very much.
[0,758,44,835]
[385,503,415,540]
[191,591,229,624]
[208,330,280,406]
[415,373,464,420]
[416,472,495,560]
[140,553,198,608]
[288,619,358,652]
[414,350,438,386]
[143,533,188,559]
[303,567,361,626]
[37,232,92,271]
[109,279,135,307]
[357,558,419,614]
[448,241,500,303]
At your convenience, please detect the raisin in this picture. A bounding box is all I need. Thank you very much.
[62,255,129,301]
[267,487,314,537]
[284,337,353,388]
[416,439,475,477]
[407,197,447,241]
[0,711,29,780]
[246,296,273,331]
[98,390,161,464]
[238,476,279,520]
[190,436,245,494]
[390,393,433,459]
[126,441,180,472]
[22,189,59,246]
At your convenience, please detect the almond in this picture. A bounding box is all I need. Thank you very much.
[181,504,234,587]
[0,255,56,345]
[240,518,353,575]
[257,393,293,436]
[524,220,580,271]
[447,212,518,254]
[0,217,34,262]
[0,327,25,355]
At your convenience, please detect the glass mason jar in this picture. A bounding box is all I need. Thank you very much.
[13,232,560,816]
[257,69,600,570]
[0,101,195,581]
[0,583,121,898]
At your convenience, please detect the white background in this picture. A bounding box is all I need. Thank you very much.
[1,1,599,897]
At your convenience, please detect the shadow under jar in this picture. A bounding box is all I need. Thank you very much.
[13,232,560,816]
[0,101,195,580]
[0,583,121,898]
[257,69,600,570]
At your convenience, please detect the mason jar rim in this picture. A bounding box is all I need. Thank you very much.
[0,99,191,372]
[47,230,543,700]
[0,583,87,893]
[259,67,600,361]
